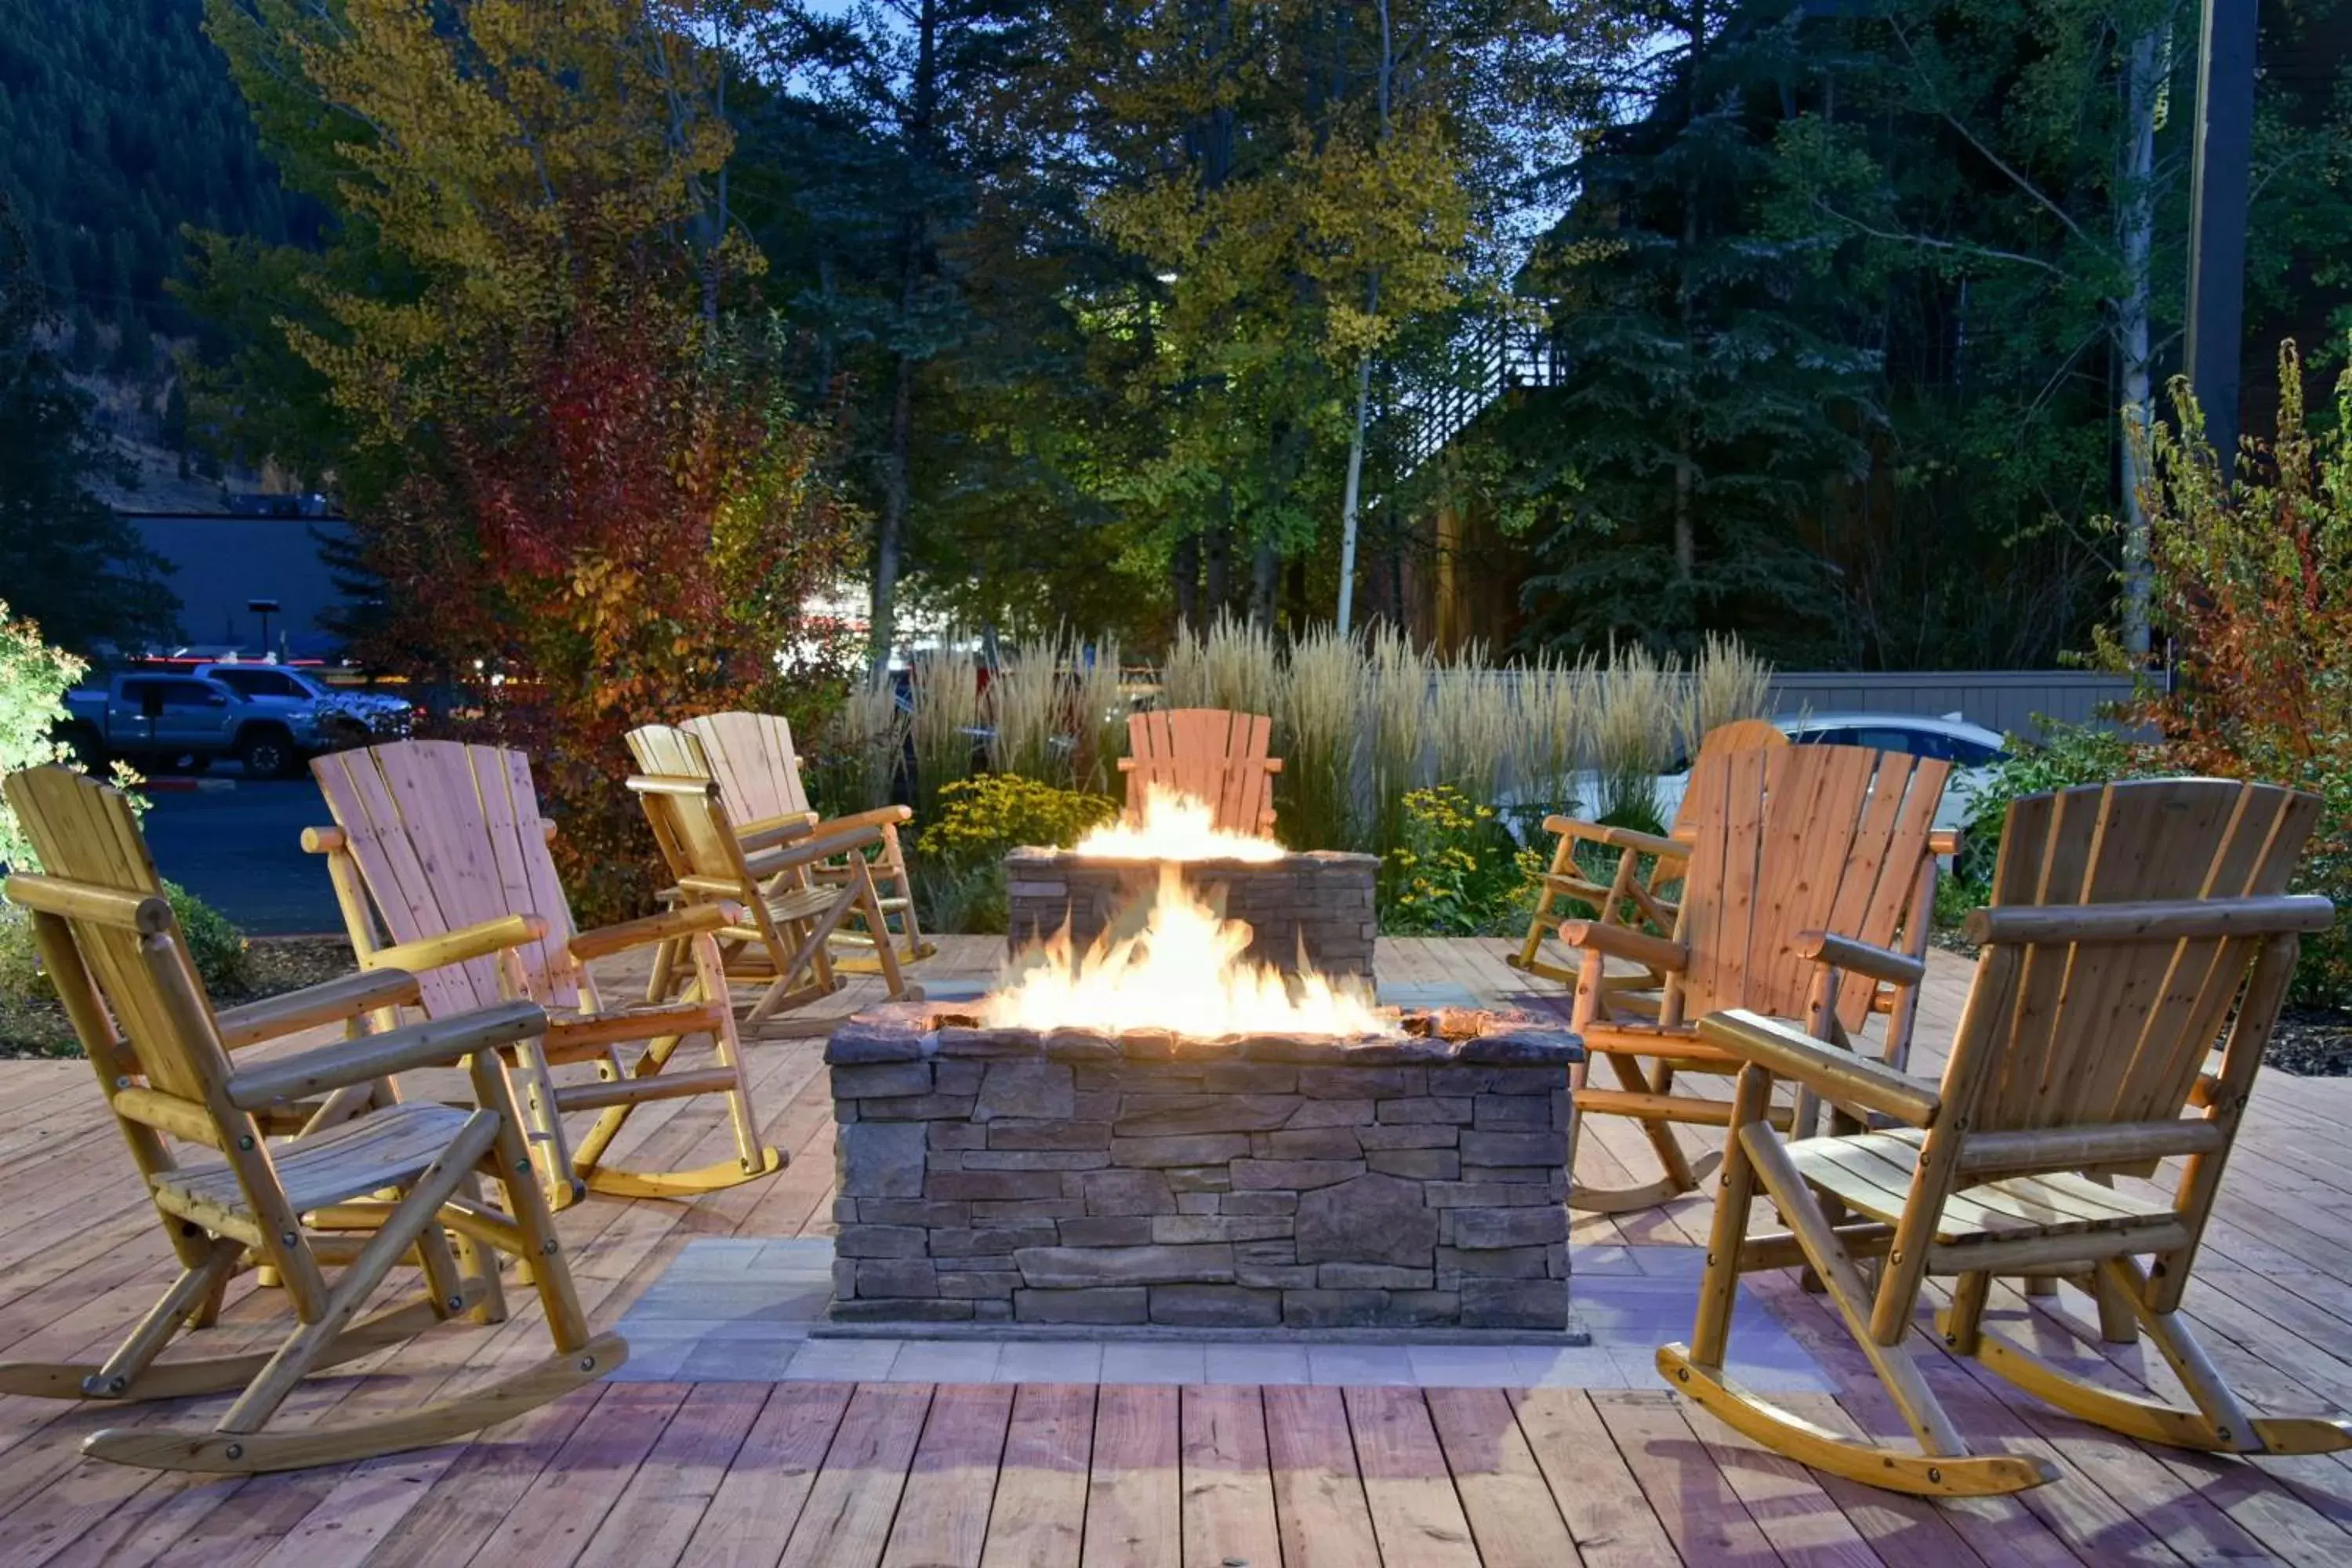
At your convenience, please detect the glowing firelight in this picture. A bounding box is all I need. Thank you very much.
[980,862,1399,1037]
[1069,786,1289,862]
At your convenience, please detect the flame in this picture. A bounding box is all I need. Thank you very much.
[981,862,1398,1037]
[1070,786,1289,862]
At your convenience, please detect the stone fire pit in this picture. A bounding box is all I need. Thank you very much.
[826,1003,1581,1332]
[1004,848,1379,982]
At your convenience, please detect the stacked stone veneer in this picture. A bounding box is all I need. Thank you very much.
[827,1003,1581,1331]
[1003,849,1379,982]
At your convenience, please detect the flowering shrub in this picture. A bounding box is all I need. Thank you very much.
[2112,343,2352,1005]
[1383,786,1544,937]
[913,775,1120,935]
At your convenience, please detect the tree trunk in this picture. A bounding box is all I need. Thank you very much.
[1334,0,1392,635]
[1172,533,1201,625]
[869,0,941,675]
[1204,516,1232,614]
[1250,536,1278,627]
[2116,24,2162,661]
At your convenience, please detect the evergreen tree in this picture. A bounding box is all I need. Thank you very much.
[0,194,179,655]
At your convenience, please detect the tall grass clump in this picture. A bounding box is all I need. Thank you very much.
[1068,636,1129,793]
[1508,651,1592,822]
[1682,632,1775,753]
[984,635,1066,785]
[1200,612,1279,717]
[1276,623,1360,851]
[829,666,908,812]
[910,646,980,822]
[1363,624,1432,857]
[1160,621,1213,710]
[1432,644,1514,814]
[1590,641,1679,829]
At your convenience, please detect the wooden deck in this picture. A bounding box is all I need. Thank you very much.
[1,935,2350,1565]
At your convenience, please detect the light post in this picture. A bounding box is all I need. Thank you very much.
[248,598,281,660]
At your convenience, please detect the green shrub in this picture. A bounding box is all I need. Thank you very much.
[1383,786,1544,937]
[913,774,1120,935]
[1937,721,2154,923]
[1,880,252,1009]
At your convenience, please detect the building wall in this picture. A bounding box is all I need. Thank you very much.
[125,514,354,659]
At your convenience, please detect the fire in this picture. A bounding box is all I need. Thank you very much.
[1070,786,1289,862]
[981,862,1398,1037]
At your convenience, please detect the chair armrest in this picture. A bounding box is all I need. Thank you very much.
[1795,931,1927,987]
[364,913,548,975]
[744,823,884,877]
[738,811,821,854]
[1539,817,1687,861]
[1928,829,1960,858]
[215,969,423,1049]
[568,902,746,962]
[1697,1009,1942,1128]
[816,804,915,835]
[225,999,547,1109]
[1554,920,1689,974]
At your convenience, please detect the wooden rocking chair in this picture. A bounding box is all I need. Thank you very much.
[308,741,780,1206]
[624,733,914,1030]
[1120,708,1282,837]
[1510,717,1789,989]
[1540,741,1951,1213]
[652,713,931,974]
[1663,776,2350,1496]
[0,766,622,1472]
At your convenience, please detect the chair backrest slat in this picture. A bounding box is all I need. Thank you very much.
[1124,708,1279,837]
[313,742,583,1012]
[1671,743,1950,1030]
[1958,779,2320,1138]
[623,725,757,888]
[682,711,811,824]
[5,768,229,1103]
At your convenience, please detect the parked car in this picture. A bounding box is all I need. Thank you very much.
[1655,713,2009,834]
[59,668,407,779]
[192,662,414,746]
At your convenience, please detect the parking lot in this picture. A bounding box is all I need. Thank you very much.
[137,770,344,934]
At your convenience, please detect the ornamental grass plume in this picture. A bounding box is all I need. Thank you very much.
[1276,623,1361,851]
[1160,621,1211,710]
[1068,635,1130,794]
[1364,623,1432,857]
[911,645,981,821]
[1683,633,1774,753]
[832,665,909,812]
[1509,650,1593,819]
[1432,642,1514,813]
[1591,641,1679,827]
[1200,611,1279,716]
[984,634,1066,786]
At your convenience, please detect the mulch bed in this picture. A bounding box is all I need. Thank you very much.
[0,935,356,1058]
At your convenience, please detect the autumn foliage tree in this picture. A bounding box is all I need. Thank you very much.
[206,0,856,916]
[2121,341,2352,1002]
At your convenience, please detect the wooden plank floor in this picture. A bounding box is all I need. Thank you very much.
[1,936,2350,1565]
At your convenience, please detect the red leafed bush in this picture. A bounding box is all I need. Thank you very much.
[356,285,858,921]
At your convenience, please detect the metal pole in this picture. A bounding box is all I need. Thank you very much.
[2185,0,2258,481]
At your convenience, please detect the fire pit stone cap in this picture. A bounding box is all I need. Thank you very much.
[826,1003,1581,1067]
[1002,843,1381,869]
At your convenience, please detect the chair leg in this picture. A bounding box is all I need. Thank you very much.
[85,1240,243,1397]
[1688,1065,1768,1367]
[470,1051,591,1354]
[1661,1115,2056,1497]
[855,858,909,1000]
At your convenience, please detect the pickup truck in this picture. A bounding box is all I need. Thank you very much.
[59,668,408,779]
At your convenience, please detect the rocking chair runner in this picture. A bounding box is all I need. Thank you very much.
[1664,777,2351,1497]
[1510,717,1790,989]
[624,728,914,1030]
[1120,708,1282,837]
[671,711,932,972]
[308,741,780,1206]
[1543,741,1951,1213]
[0,766,622,1472]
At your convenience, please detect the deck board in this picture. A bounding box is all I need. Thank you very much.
[0,937,2345,1564]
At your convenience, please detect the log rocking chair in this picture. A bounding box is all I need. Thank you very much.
[1663,777,2352,1496]
[1540,740,1952,1213]
[1120,708,1283,837]
[308,741,780,1206]
[0,766,622,1472]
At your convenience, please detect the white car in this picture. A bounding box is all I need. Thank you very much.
[1652,713,2009,835]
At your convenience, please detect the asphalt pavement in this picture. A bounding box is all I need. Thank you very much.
[138,772,345,935]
